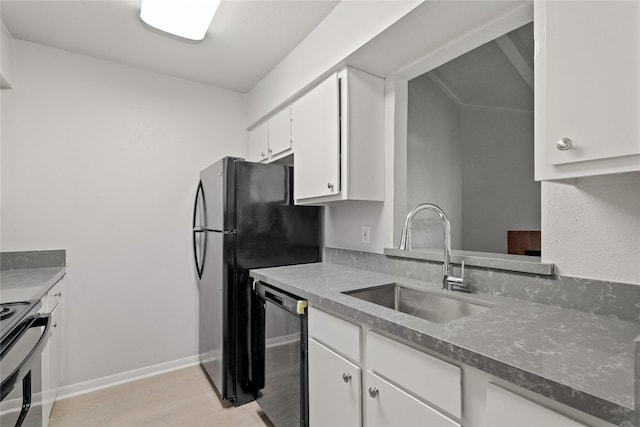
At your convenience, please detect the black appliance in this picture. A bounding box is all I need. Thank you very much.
[192,157,321,405]
[1,300,52,427]
[253,281,308,427]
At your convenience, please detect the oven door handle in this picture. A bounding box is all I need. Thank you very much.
[0,313,52,401]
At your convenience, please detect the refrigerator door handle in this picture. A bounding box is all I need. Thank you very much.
[192,182,206,279]
[193,227,236,235]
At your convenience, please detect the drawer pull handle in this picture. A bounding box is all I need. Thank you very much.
[54,292,62,297]
[342,373,351,383]
[368,387,379,398]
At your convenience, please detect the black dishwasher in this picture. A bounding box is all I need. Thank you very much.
[253,281,308,427]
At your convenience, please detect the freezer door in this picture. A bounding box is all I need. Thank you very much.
[200,159,226,232]
[234,161,321,269]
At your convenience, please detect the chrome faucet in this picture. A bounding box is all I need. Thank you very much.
[399,203,465,292]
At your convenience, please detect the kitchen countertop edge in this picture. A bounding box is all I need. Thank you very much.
[1,267,67,303]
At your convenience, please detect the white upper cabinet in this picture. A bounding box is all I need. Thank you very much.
[535,1,640,180]
[268,107,293,158]
[292,73,341,200]
[248,121,269,162]
[293,67,385,205]
[247,107,293,163]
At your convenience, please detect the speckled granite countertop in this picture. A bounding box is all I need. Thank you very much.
[1,267,66,303]
[250,262,640,426]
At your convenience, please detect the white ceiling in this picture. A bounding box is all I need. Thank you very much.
[425,23,534,111]
[1,0,339,93]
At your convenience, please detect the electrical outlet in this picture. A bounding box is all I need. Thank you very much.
[362,226,370,244]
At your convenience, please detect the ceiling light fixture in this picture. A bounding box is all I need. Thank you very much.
[140,0,221,41]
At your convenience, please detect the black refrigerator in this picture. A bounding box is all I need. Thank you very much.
[192,157,321,406]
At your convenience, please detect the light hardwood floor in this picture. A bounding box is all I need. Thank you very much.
[49,366,274,427]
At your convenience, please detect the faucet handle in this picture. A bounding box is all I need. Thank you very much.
[448,260,470,292]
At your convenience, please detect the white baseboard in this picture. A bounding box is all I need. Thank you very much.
[57,355,200,401]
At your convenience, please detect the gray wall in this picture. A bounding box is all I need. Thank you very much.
[407,74,462,250]
[407,75,539,253]
[460,107,539,253]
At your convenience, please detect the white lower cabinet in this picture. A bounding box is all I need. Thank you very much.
[307,306,616,427]
[486,383,586,427]
[367,331,461,419]
[41,280,64,426]
[308,308,460,427]
[365,371,460,427]
[308,339,361,427]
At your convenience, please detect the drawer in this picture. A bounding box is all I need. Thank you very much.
[486,383,587,427]
[367,331,461,419]
[365,371,460,427]
[47,280,63,311]
[308,307,360,362]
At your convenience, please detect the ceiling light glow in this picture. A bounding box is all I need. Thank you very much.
[140,0,221,41]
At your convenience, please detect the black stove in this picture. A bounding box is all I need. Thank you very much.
[0,301,39,343]
[0,306,15,320]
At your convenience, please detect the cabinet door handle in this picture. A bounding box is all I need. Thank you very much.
[368,387,379,398]
[54,292,62,297]
[327,182,334,191]
[556,138,572,151]
[342,373,351,383]
[261,152,266,158]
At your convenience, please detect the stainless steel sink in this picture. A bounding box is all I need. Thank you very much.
[343,283,491,324]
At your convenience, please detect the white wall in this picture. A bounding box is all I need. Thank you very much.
[319,1,640,286]
[247,0,421,125]
[406,74,462,250]
[460,107,539,253]
[1,40,248,386]
[1,19,14,88]
[542,174,640,284]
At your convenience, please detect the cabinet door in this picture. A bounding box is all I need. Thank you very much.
[268,107,292,157]
[542,1,640,166]
[308,339,361,427]
[248,122,269,162]
[365,371,460,427]
[48,300,62,414]
[367,331,461,419]
[292,73,340,201]
[486,383,586,427]
[41,313,51,427]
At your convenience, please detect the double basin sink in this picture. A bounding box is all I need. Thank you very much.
[343,283,491,324]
